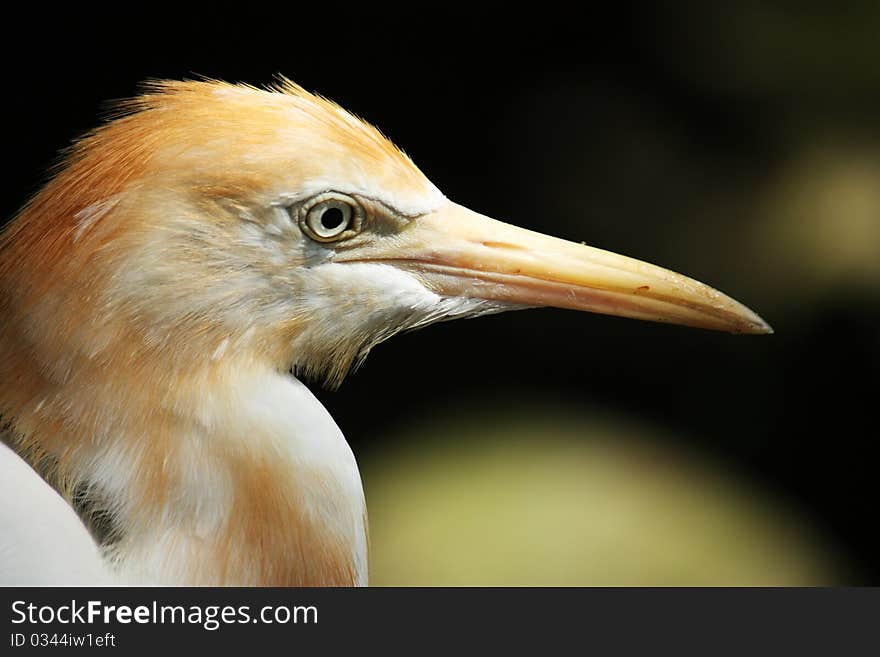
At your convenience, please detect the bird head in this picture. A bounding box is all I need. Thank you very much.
[2,78,770,397]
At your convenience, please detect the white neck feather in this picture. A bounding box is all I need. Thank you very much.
[110,369,368,585]
[0,366,367,586]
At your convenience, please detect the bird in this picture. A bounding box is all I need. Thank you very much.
[0,78,771,586]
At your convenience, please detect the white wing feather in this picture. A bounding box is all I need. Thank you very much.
[0,442,111,585]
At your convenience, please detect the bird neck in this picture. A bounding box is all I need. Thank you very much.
[0,346,368,586]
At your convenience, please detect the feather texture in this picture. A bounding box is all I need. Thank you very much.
[0,79,445,584]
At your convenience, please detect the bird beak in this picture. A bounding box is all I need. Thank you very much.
[367,201,771,334]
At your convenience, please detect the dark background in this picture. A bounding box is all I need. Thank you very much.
[2,5,877,583]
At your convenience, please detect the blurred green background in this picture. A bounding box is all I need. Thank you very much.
[2,4,878,584]
[363,404,842,585]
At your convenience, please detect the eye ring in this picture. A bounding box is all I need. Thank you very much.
[299,192,363,243]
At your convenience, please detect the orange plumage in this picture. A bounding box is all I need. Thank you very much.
[0,78,768,586]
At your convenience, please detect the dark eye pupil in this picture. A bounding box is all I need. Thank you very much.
[321,207,345,230]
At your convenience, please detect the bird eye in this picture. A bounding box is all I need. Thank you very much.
[300,193,361,243]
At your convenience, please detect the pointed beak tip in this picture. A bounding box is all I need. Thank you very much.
[731,311,773,335]
[751,318,774,335]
